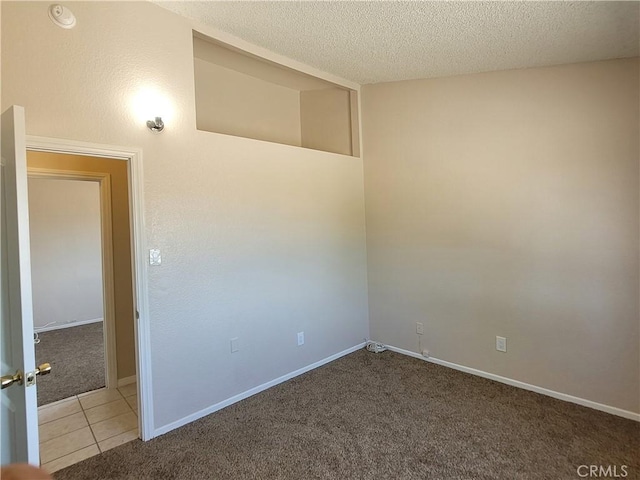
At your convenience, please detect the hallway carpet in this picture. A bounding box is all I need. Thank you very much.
[54,349,638,479]
[36,322,105,406]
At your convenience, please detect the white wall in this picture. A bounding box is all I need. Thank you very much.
[362,58,639,414]
[28,178,103,331]
[1,1,369,431]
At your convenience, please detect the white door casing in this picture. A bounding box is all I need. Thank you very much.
[25,135,153,442]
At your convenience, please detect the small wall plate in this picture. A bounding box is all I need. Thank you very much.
[149,249,162,266]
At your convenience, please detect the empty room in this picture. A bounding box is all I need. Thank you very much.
[0,1,638,479]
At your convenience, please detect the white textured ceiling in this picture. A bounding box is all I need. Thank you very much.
[157,1,639,85]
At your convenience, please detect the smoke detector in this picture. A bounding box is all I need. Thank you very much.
[48,4,76,29]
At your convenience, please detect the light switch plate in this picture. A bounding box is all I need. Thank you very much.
[149,249,161,266]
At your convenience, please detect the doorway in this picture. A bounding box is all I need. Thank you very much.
[1,107,153,468]
[24,146,147,472]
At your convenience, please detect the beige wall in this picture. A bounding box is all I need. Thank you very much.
[194,58,302,147]
[300,88,353,156]
[2,1,369,430]
[28,178,103,331]
[193,35,357,155]
[27,152,136,380]
[362,58,639,413]
[192,35,334,92]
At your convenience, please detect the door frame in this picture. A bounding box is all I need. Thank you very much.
[27,169,118,390]
[25,136,154,441]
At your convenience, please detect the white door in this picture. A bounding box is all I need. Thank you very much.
[0,105,40,465]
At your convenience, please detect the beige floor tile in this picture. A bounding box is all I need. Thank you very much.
[41,444,100,474]
[79,388,123,410]
[85,399,131,425]
[38,397,82,425]
[39,426,95,464]
[39,411,88,443]
[98,428,138,452]
[125,394,137,412]
[90,411,138,442]
[117,383,137,397]
[77,387,106,398]
[39,395,77,409]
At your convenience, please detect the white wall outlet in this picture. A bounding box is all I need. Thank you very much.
[422,349,430,358]
[230,337,239,353]
[297,331,304,346]
[149,248,161,266]
[416,322,424,335]
[496,336,507,352]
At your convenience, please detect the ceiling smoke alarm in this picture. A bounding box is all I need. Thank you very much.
[48,4,76,29]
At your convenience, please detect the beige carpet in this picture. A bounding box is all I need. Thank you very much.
[35,322,105,406]
[54,349,639,479]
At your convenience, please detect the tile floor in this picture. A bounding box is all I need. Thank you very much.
[38,385,139,474]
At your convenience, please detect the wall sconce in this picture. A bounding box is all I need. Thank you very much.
[146,117,165,133]
[131,86,173,134]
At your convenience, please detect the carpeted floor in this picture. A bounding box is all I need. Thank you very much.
[54,349,639,480]
[35,322,105,406]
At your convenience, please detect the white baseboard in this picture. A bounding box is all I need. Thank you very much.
[35,317,103,333]
[385,345,640,422]
[154,342,366,437]
[117,375,137,387]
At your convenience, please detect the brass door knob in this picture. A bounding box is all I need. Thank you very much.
[1,363,51,389]
[36,363,52,376]
[1,370,23,389]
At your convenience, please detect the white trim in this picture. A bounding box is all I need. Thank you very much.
[127,141,154,442]
[25,135,154,441]
[154,342,366,437]
[34,317,103,333]
[384,345,640,422]
[26,136,138,161]
[117,375,137,388]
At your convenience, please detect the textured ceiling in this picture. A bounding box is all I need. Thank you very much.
[156,1,640,85]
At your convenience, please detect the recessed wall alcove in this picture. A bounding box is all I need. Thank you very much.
[193,32,360,156]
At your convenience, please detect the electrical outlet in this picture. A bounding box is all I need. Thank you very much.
[422,349,430,358]
[297,332,304,346]
[416,322,424,335]
[496,336,507,352]
[230,337,239,353]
